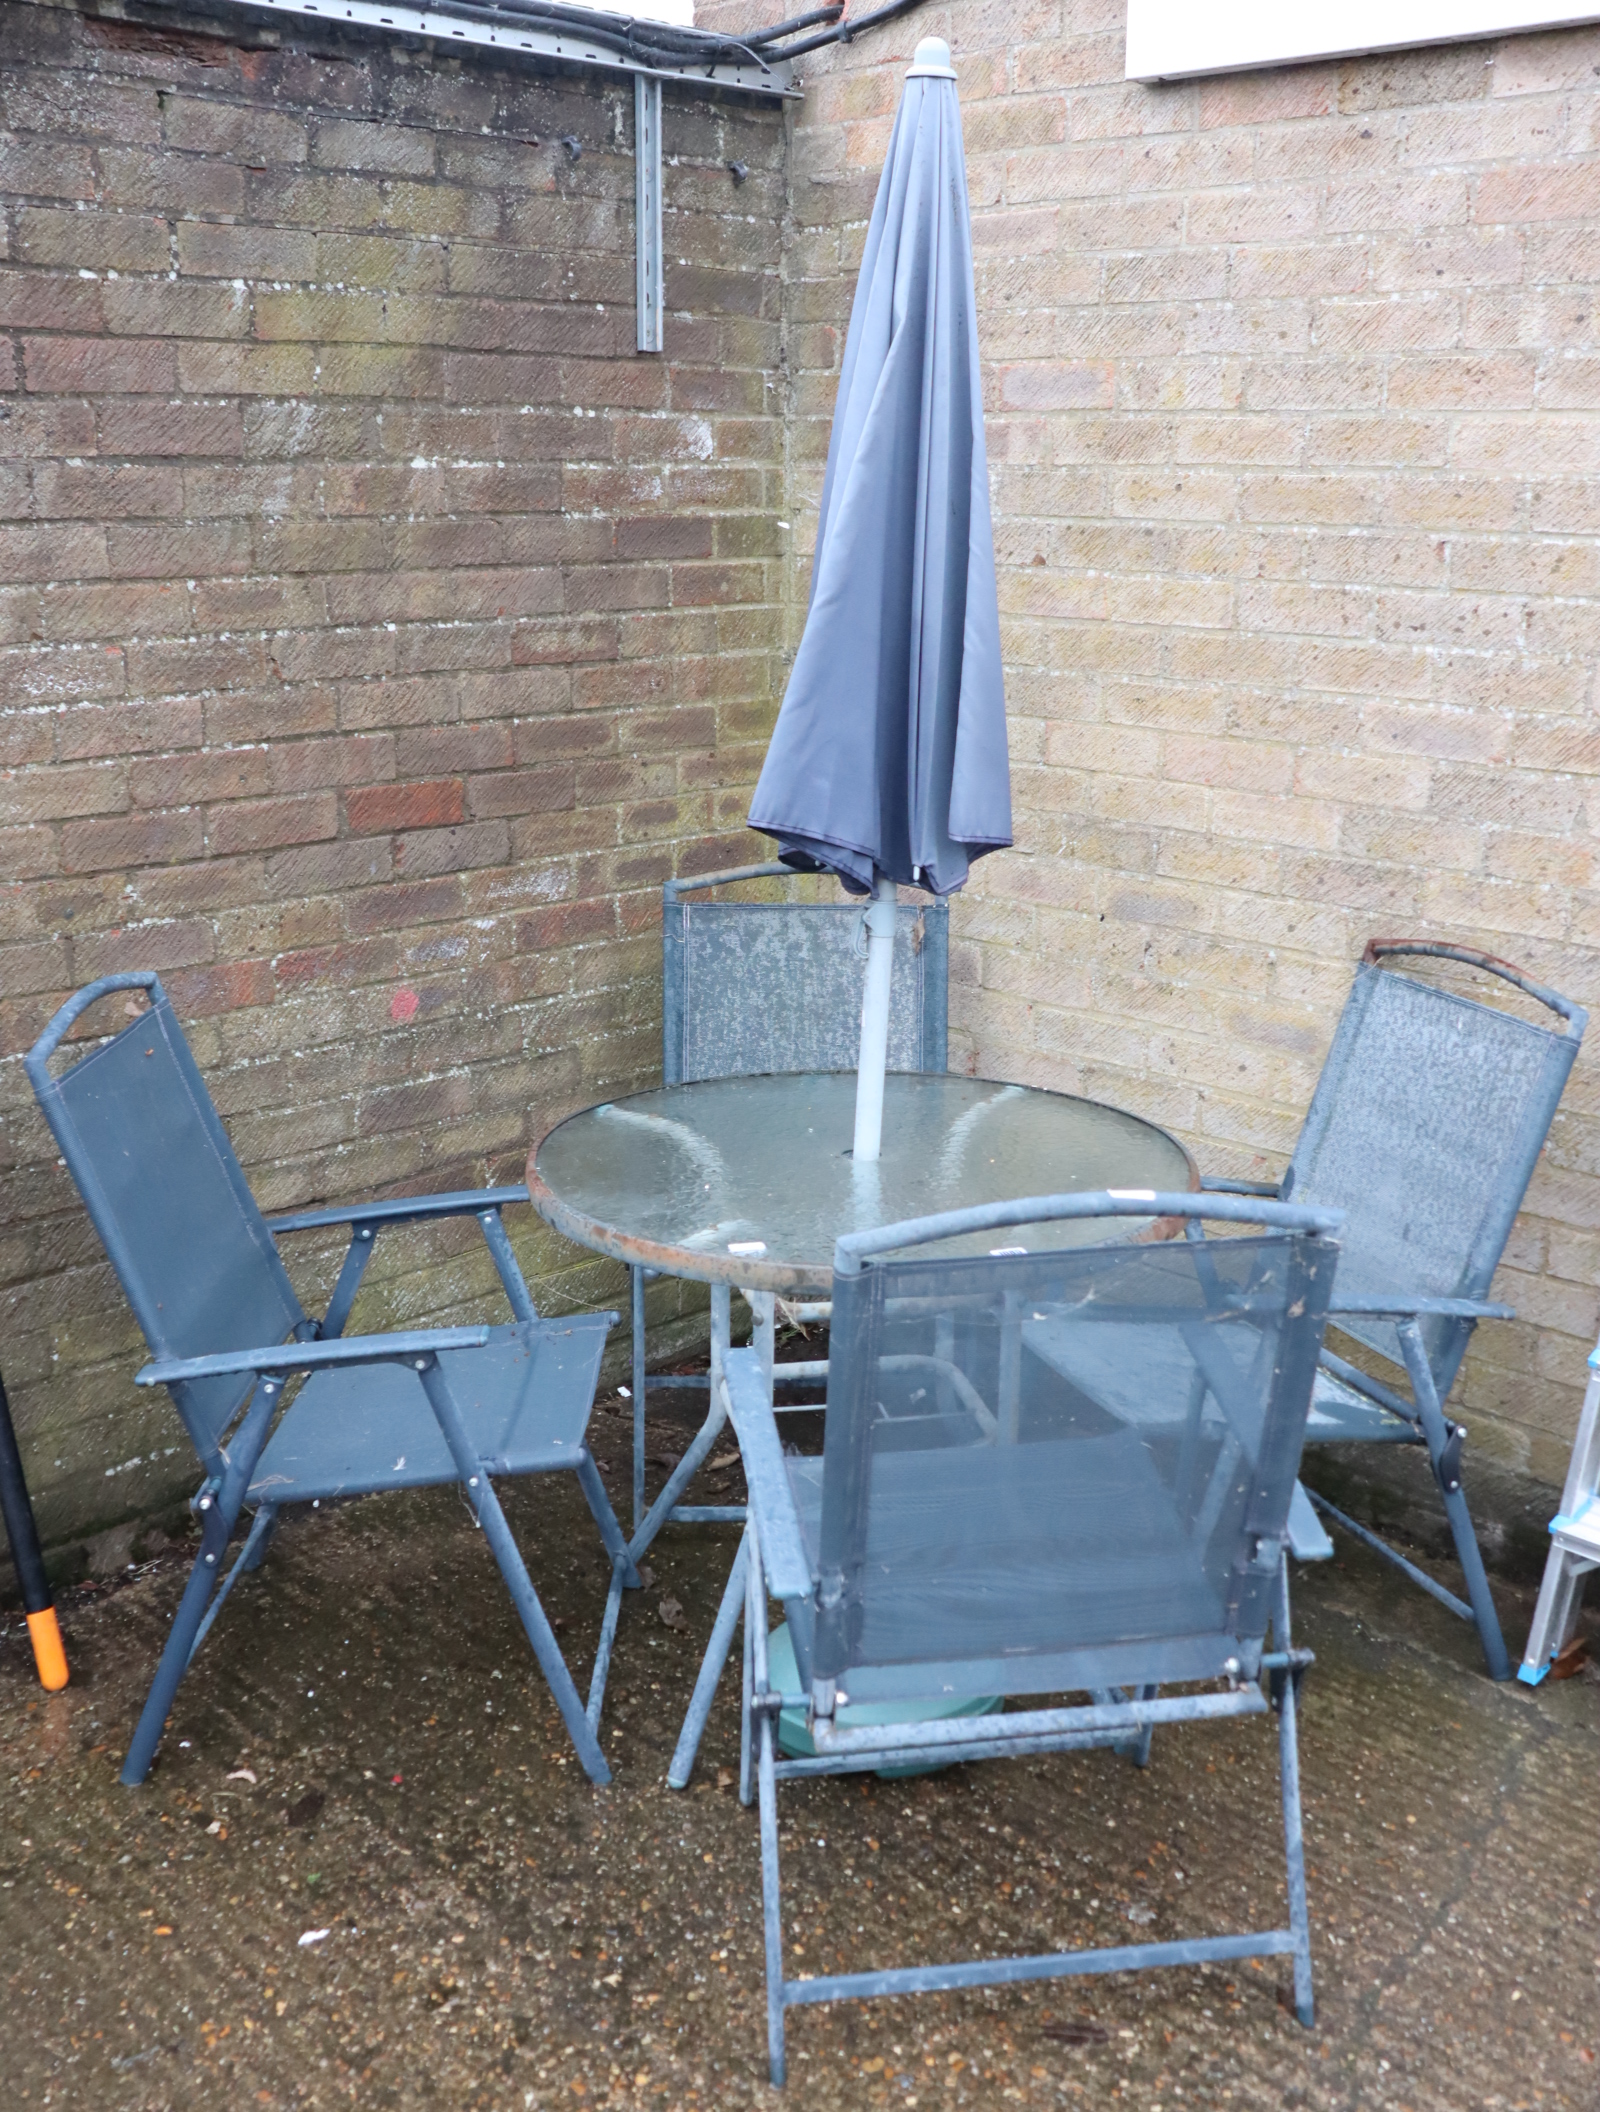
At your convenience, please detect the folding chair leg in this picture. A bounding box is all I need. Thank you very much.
[739,1569,755,1809]
[587,1563,626,1735]
[1129,1683,1157,1768]
[237,1502,279,1572]
[573,1442,638,1734]
[574,1449,640,1589]
[416,1360,612,1786]
[122,1548,223,1786]
[1398,1322,1511,1681]
[184,1505,278,1670]
[122,1376,281,1787]
[758,1712,788,2086]
[1273,1559,1315,2027]
[631,1265,648,1532]
[667,1531,749,1790]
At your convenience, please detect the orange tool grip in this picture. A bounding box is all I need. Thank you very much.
[26,1605,68,1691]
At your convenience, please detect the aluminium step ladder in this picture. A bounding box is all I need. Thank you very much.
[1519,1335,1600,1683]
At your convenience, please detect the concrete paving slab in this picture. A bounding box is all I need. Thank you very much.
[2,1404,1595,2109]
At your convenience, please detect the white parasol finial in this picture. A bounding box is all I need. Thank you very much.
[907,37,955,77]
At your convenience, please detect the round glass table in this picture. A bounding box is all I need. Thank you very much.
[527,1071,1198,1297]
[528,1071,1201,1786]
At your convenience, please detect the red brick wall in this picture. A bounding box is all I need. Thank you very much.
[0,0,784,1565]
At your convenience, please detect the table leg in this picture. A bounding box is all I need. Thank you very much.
[628,1284,738,1562]
[664,1289,777,1786]
[666,1527,750,1790]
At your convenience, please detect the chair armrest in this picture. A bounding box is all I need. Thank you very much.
[1199,1174,1283,1197]
[1328,1296,1514,1321]
[266,1186,530,1234]
[1286,1482,1334,1562]
[663,860,788,904]
[722,1348,814,1602]
[136,1327,491,1387]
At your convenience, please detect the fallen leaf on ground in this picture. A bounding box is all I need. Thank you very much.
[1551,1636,1590,1679]
[1041,2020,1108,2046]
[285,1790,325,1828]
[658,1596,688,1631]
[708,1452,740,1472]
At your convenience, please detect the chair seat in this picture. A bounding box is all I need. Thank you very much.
[247,1317,610,1505]
[1024,1312,1418,1450]
[1021,1315,1263,1434]
[1306,1366,1416,1443]
[783,1428,1228,1698]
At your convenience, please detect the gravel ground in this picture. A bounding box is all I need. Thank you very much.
[2,1391,1596,2111]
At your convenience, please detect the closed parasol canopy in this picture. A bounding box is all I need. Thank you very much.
[748,35,1010,1158]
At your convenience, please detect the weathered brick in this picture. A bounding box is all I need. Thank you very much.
[14,205,168,272]
[467,766,577,819]
[97,400,245,459]
[24,331,179,397]
[41,578,191,644]
[0,760,127,825]
[346,779,465,835]
[61,808,204,874]
[207,794,339,858]
[162,94,308,164]
[129,749,272,808]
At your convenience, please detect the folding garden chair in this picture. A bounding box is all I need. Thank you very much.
[26,971,637,1788]
[626,860,948,1540]
[1203,941,1586,1681]
[722,1188,1342,2082]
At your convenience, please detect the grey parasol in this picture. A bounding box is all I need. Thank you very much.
[748,37,1010,1159]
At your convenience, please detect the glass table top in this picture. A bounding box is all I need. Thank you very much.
[529,1072,1198,1294]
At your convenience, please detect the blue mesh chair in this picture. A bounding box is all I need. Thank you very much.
[723,1189,1342,2082]
[1204,941,1587,1681]
[26,972,637,1788]
[627,861,949,1538]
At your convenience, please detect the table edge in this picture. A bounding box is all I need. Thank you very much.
[524,1074,1201,1293]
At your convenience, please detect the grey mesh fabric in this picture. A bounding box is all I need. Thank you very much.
[790,1232,1328,1703]
[674,899,943,1082]
[1287,964,1559,1374]
[746,55,1010,898]
[36,996,302,1460]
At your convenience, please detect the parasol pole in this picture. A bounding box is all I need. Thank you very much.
[852,873,898,1163]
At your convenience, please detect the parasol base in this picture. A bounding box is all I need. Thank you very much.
[766,1621,999,1778]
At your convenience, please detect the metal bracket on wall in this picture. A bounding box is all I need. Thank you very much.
[635,74,664,355]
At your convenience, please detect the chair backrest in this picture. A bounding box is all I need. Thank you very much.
[794,1192,1340,1704]
[661,861,948,1084]
[1284,941,1586,1389]
[26,973,305,1472]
